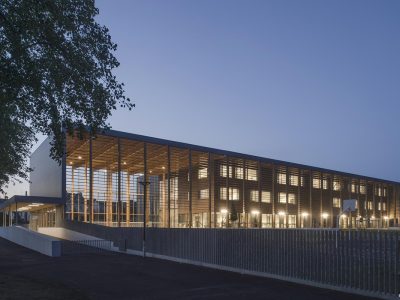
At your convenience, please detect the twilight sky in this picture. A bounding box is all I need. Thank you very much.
[5,0,400,196]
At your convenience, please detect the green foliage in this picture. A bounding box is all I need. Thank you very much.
[230,202,238,222]
[0,0,134,193]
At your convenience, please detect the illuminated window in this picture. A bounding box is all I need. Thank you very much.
[277,172,286,184]
[378,202,381,211]
[261,214,273,228]
[220,165,232,178]
[250,190,258,202]
[288,215,296,228]
[333,180,341,191]
[300,176,305,187]
[199,189,209,199]
[246,168,258,181]
[288,193,296,204]
[359,185,366,194]
[367,201,373,210]
[279,192,286,203]
[261,191,271,203]
[376,187,382,196]
[382,202,387,211]
[198,168,208,179]
[220,187,239,201]
[351,184,357,193]
[251,190,271,203]
[333,197,341,208]
[383,188,387,197]
[290,175,298,186]
[313,178,321,189]
[322,179,328,190]
[235,167,243,179]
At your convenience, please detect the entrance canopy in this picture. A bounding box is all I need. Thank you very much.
[0,195,63,213]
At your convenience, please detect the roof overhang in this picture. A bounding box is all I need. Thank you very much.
[0,195,63,212]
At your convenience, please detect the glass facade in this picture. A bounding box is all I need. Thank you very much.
[64,131,399,228]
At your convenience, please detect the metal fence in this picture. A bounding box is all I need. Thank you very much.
[61,220,400,299]
[60,239,112,255]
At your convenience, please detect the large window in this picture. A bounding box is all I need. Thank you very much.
[290,175,298,186]
[288,193,296,204]
[220,187,239,201]
[246,168,258,181]
[220,165,233,178]
[261,214,273,228]
[367,201,373,210]
[250,190,258,202]
[288,215,296,228]
[235,167,243,179]
[322,179,328,190]
[277,172,286,184]
[250,190,271,203]
[360,185,366,194]
[333,197,341,208]
[313,178,321,189]
[198,168,208,179]
[333,180,341,191]
[351,183,357,193]
[199,189,209,199]
[261,191,271,203]
[279,192,286,203]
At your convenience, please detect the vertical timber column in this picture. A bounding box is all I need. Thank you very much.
[84,159,88,222]
[188,149,192,228]
[143,143,147,245]
[320,173,323,227]
[309,172,313,227]
[379,183,383,227]
[271,164,275,228]
[373,182,376,227]
[208,152,212,228]
[297,169,301,228]
[258,161,262,227]
[242,159,246,227]
[117,138,121,227]
[89,135,93,223]
[330,176,333,227]
[285,166,289,228]
[126,173,130,226]
[167,146,171,228]
[71,167,74,221]
[61,128,67,222]
[226,156,229,228]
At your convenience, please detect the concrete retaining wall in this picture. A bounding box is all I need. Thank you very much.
[0,226,61,257]
[38,227,102,241]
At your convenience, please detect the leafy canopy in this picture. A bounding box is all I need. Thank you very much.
[0,0,134,194]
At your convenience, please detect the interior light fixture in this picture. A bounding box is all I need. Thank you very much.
[321,212,329,219]
[251,210,260,215]
[278,211,286,216]
[301,212,309,217]
[220,208,228,214]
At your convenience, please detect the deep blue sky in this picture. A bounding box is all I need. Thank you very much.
[6,0,400,196]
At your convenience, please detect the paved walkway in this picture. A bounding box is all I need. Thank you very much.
[0,237,372,300]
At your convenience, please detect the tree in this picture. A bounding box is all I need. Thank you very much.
[0,0,134,193]
[230,202,238,225]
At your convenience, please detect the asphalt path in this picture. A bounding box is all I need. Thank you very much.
[0,237,373,300]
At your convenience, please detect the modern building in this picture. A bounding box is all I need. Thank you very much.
[1,129,399,229]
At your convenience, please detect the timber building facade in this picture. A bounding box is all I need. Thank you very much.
[63,130,400,229]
